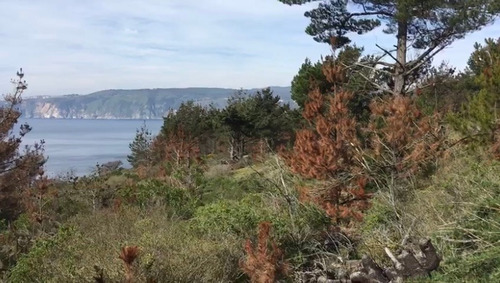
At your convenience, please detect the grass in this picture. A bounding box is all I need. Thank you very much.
[358,148,500,281]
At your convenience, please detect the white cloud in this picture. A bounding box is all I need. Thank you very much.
[0,1,498,96]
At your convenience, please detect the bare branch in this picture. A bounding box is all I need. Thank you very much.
[373,61,394,67]
[384,247,403,270]
[376,44,403,67]
[348,11,394,18]
[354,62,392,75]
[344,63,395,95]
[405,45,447,76]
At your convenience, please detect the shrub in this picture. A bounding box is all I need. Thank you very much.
[191,194,271,237]
[7,207,243,282]
[199,175,265,204]
[430,156,500,281]
[283,73,370,224]
[7,225,77,283]
[118,179,198,218]
[191,193,330,256]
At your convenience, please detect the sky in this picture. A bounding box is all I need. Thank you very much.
[0,0,499,97]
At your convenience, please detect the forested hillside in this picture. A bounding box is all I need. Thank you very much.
[18,87,293,119]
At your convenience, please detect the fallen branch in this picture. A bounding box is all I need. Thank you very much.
[350,239,441,283]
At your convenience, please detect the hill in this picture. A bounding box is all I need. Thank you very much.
[19,86,293,119]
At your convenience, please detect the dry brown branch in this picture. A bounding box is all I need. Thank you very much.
[240,222,289,283]
[119,246,140,283]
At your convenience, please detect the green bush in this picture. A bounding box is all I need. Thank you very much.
[7,207,243,282]
[8,225,77,283]
[199,175,265,204]
[191,193,330,254]
[191,194,269,237]
[0,214,35,277]
[119,179,198,218]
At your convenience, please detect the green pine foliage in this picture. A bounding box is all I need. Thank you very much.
[448,38,500,143]
[280,0,500,94]
[291,58,326,108]
[221,88,295,159]
[127,122,153,168]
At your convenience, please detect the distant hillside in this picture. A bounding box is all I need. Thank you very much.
[19,87,293,119]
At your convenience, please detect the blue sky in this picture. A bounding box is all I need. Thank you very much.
[0,0,499,97]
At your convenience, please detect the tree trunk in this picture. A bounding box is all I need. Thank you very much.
[394,20,408,96]
[229,137,236,160]
[239,138,245,160]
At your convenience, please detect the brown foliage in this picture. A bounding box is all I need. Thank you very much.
[23,169,54,224]
[321,58,346,87]
[367,95,445,177]
[119,245,140,283]
[240,222,288,283]
[152,127,201,169]
[283,63,370,223]
[283,59,446,224]
[293,88,359,179]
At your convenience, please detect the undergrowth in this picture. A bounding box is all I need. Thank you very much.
[359,149,500,281]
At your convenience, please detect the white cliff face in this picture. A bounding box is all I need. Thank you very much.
[36,102,62,118]
[32,102,84,118]
[26,101,169,119]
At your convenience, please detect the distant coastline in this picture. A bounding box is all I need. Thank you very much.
[18,86,293,120]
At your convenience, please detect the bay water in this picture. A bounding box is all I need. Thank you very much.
[17,118,163,177]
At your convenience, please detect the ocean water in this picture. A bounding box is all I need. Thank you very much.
[17,119,163,177]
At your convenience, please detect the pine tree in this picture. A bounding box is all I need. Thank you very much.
[291,45,371,109]
[154,101,212,167]
[127,122,153,168]
[450,38,500,157]
[367,95,444,179]
[247,88,294,150]
[0,69,45,222]
[283,63,370,223]
[279,0,500,95]
[222,89,294,160]
[291,58,327,108]
[240,222,288,283]
[222,90,255,160]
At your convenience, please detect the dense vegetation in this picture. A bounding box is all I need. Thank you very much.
[1,2,500,282]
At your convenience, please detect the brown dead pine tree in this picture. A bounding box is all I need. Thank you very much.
[240,222,289,283]
[283,62,370,224]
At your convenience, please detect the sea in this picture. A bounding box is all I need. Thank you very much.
[17,118,164,177]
